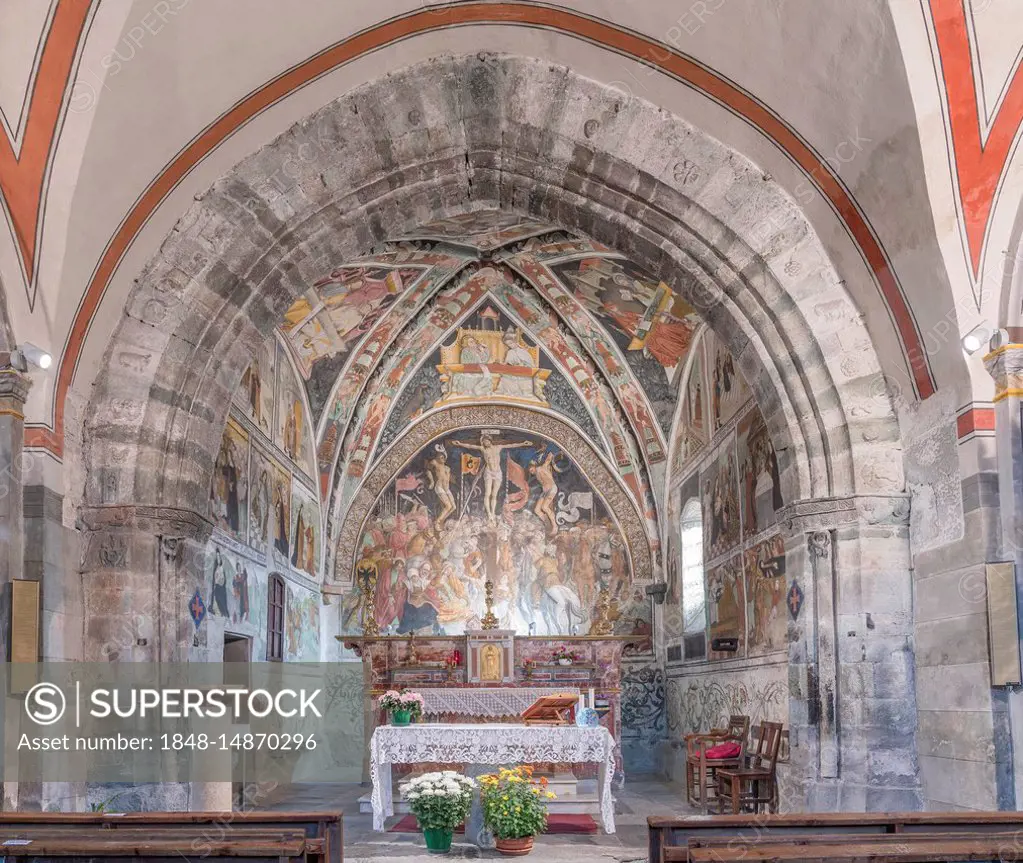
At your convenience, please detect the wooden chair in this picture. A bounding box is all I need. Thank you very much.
[715,720,783,814]
[685,714,749,811]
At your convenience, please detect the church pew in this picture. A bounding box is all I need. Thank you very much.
[648,812,1023,863]
[0,811,341,863]
[0,834,309,862]
[676,831,1023,862]
[683,836,1023,862]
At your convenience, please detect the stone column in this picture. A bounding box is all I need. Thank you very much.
[0,367,32,811]
[0,366,31,660]
[76,505,211,663]
[986,343,1023,805]
[76,506,213,810]
[780,494,921,811]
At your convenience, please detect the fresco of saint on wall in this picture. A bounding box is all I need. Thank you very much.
[235,337,276,436]
[745,534,787,656]
[210,418,248,543]
[707,555,745,659]
[737,407,783,538]
[705,333,751,431]
[343,427,633,637]
[702,445,741,561]
[275,355,316,480]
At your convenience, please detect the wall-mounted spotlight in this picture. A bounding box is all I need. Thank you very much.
[962,323,992,355]
[989,328,1011,352]
[10,343,52,371]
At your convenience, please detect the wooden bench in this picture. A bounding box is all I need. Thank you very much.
[0,835,309,861]
[679,831,1023,862]
[0,811,341,863]
[648,812,1023,863]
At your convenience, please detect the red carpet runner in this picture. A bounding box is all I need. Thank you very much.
[388,814,598,834]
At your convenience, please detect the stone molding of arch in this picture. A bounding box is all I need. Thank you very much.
[327,403,649,592]
[80,53,904,532]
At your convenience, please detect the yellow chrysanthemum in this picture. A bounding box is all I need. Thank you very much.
[545,791,556,799]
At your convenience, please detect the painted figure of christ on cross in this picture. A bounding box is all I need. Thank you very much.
[458,433,530,521]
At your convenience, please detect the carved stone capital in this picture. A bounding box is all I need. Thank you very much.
[77,504,213,542]
[0,367,32,406]
[779,494,911,535]
[808,531,831,561]
[984,344,1023,400]
[160,536,185,563]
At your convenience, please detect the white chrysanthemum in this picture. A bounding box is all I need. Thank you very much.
[442,770,458,777]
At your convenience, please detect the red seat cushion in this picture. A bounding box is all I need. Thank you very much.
[704,741,741,759]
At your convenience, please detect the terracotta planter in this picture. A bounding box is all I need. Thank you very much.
[495,836,535,856]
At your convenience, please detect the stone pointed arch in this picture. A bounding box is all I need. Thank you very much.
[77,53,916,806]
[81,53,900,526]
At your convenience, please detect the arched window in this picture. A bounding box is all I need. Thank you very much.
[267,573,286,662]
[680,498,706,637]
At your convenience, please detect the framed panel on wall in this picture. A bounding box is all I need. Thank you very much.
[985,562,1021,687]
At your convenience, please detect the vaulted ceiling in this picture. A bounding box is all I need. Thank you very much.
[1,0,1021,461]
[260,209,719,577]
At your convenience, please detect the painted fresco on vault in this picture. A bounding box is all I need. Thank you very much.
[345,427,632,637]
[289,478,320,580]
[335,271,491,480]
[234,337,276,436]
[280,266,423,376]
[435,310,550,406]
[707,554,745,659]
[550,256,700,434]
[210,417,248,543]
[702,444,740,560]
[275,355,316,480]
[745,533,787,656]
[376,305,603,456]
[707,334,751,431]
[737,407,783,538]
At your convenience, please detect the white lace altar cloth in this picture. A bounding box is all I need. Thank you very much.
[418,687,581,717]
[369,723,616,833]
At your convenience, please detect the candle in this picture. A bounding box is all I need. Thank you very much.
[588,687,595,708]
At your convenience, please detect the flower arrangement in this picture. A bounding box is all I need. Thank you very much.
[400,771,476,830]
[378,689,425,723]
[479,766,556,842]
[550,647,578,665]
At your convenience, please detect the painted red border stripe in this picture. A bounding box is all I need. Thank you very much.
[930,0,1023,276]
[0,0,92,282]
[957,406,996,438]
[40,2,936,458]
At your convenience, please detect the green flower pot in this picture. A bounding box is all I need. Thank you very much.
[423,827,453,853]
[391,709,412,726]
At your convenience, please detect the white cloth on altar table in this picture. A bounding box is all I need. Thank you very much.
[369,723,616,834]
[417,687,581,717]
